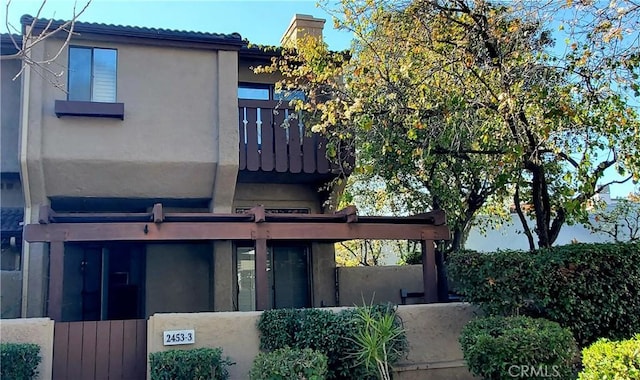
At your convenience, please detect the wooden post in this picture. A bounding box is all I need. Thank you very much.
[48,241,64,321]
[255,239,269,310]
[421,240,438,303]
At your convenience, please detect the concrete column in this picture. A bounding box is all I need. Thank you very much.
[213,241,234,311]
[311,242,336,307]
[210,50,239,213]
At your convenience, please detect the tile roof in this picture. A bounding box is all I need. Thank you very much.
[20,14,244,48]
[1,207,23,237]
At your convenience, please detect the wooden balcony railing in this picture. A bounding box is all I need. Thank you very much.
[238,99,333,174]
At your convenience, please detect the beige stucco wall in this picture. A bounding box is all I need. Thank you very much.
[311,242,336,307]
[147,303,477,380]
[1,57,22,173]
[1,270,22,318]
[23,37,239,201]
[394,303,478,379]
[233,183,322,212]
[337,265,424,306]
[0,317,54,380]
[146,243,214,317]
[148,311,262,380]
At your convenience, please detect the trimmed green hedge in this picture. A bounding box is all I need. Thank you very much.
[578,334,640,380]
[257,305,406,379]
[149,347,234,380]
[0,343,41,380]
[250,347,328,380]
[459,316,578,380]
[448,242,640,346]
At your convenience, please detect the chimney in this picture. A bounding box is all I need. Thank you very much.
[280,14,325,47]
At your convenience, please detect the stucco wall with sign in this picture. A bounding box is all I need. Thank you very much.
[147,303,478,380]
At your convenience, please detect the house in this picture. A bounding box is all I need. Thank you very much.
[1,34,26,318]
[3,14,448,326]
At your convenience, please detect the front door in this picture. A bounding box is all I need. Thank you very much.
[62,243,145,321]
[236,244,310,311]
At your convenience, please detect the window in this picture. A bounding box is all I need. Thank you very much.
[235,244,310,311]
[238,84,270,100]
[68,47,117,103]
[238,83,306,102]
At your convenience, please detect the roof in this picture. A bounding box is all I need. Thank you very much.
[1,207,24,237]
[1,34,22,54]
[20,14,244,49]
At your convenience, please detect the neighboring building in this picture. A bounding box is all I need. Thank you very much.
[1,34,25,318]
[4,14,447,324]
[466,187,623,252]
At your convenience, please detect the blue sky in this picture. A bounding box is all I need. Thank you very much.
[3,0,353,50]
[4,0,637,198]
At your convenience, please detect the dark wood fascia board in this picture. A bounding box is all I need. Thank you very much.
[24,221,451,242]
[65,33,243,51]
[21,14,244,51]
[55,100,125,120]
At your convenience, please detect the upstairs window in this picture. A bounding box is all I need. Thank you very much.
[68,47,117,103]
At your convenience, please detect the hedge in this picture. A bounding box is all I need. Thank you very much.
[448,242,640,346]
[149,347,234,380]
[257,305,406,379]
[250,347,328,380]
[578,334,640,380]
[459,316,578,380]
[0,343,41,380]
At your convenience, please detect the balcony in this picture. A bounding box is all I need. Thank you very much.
[238,100,351,183]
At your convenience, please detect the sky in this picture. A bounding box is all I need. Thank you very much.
[3,0,638,199]
[3,0,353,50]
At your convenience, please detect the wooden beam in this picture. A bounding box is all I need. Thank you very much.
[248,205,265,223]
[408,209,446,225]
[336,205,358,223]
[152,203,164,223]
[255,239,269,311]
[24,222,451,242]
[48,241,64,321]
[421,240,438,303]
[38,204,51,224]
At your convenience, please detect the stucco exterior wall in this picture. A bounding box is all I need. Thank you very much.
[146,243,214,317]
[147,303,477,380]
[1,58,21,173]
[311,242,336,307]
[394,303,478,379]
[148,311,262,380]
[337,265,424,306]
[0,317,54,380]
[1,270,22,318]
[24,37,238,200]
[233,183,322,212]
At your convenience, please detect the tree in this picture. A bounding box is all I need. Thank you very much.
[587,191,640,242]
[257,0,640,251]
[2,0,92,89]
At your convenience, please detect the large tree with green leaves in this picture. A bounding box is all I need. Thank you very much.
[258,0,640,251]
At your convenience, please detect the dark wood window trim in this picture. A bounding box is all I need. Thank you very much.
[55,100,125,120]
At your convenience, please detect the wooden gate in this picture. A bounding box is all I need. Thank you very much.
[53,319,147,380]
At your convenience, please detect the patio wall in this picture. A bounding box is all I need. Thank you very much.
[337,265,424,306]
[0,317,54,380]
[147,303,478,380]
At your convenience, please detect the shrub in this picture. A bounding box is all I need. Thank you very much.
[459,316,578,380]
[447,249,539,316]
[249,347,328,380]
[578,334,640,380]
[448,242,640,346]
[149,347,234,380]
[351,303,407,380]
[256,305,405,379]
[0,343,41,380]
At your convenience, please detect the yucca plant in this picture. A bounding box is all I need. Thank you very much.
[351,303,407,380]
